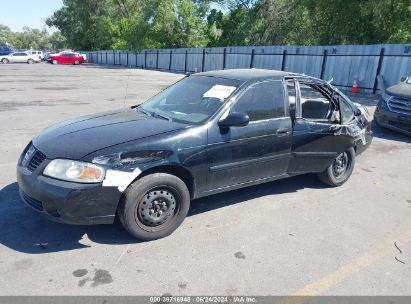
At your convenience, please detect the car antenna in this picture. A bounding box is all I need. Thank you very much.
[123,75,129,109]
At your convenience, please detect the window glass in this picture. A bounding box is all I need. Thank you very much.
[141,76,244,124]
[231,80,285,121]
[287,80,296,117]
[340,98,355,124]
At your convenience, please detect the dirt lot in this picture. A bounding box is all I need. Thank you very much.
[0,63,410,296]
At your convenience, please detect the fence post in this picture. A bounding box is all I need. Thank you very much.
[184,50,188,73]
[320,49,328,79]
[105,51,108,64]
[373,48,385,94]
[281,50,287,71]
[156,50,159,70]
[144,50,148,69]
[169,50,173,71]
[202,49,206,72]
[113,50,116,65]
[223,48,227,70]
[250,49,255,68]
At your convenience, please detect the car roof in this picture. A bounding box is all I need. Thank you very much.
[196,69,299,81]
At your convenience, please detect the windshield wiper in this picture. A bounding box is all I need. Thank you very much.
[134,106,172,122]
[152,112,172,122]
[134,106,152,116]
[139,108,152,116]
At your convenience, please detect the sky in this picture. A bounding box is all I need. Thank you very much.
[0,0,63,32]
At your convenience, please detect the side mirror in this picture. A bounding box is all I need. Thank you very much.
[218,112,250,128]
[401,77,406,82]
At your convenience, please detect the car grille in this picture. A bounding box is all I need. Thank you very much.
[21,191,43,211]
[27,149,46,172]
[21,144,47,172]
[388,96,411,115]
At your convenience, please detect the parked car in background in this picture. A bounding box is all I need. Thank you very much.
[48,52,85,65]
[0,45,13,56]
[374,76,411,136]
[27,50,44,60]
[0,52,41,64]
[17,69,372,241]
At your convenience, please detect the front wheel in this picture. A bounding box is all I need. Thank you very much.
[118,173,190,241]
[317,147,356,187]
[27,59,34,64]
[1,58,9,64]
[74,60,80,65]
[52,59,58,65]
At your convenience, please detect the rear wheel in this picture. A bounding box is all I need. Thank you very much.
[1,58,9,64]
[317,147,356,187]
[118,173,190,241]
[27,59,34,64]
[52,59,58,65]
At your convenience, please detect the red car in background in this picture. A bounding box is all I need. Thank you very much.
[48,52,85,65]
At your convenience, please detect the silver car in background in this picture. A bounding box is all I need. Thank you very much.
[0,52,41,64]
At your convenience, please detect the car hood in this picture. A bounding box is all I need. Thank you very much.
[386,82,411,99]
[33,108,187,160]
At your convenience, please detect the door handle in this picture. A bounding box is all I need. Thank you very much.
[276,128,290,134]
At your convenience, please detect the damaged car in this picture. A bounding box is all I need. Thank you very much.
[17,69,372,240]
[374,76,411,136]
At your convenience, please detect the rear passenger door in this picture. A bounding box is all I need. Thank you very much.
[206,79,293,191]
[288,79,357,174]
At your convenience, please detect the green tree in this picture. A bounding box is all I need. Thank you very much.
[46,0,115,50]
[0,24,14,45]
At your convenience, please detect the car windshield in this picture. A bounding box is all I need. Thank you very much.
[139,75,244,124]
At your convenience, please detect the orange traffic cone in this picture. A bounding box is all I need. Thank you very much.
[351,79,358,94]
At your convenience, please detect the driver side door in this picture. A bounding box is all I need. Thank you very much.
[205,79,292,192]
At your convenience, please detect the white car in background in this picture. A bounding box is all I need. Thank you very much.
[27,50,44,60]
[0,52,41,64]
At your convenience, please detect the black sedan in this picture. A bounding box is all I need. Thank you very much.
[17,69,372,240]
[374,76,411,135]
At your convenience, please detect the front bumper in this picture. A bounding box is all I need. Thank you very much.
[17,156,122,225]
[374,107,411,136]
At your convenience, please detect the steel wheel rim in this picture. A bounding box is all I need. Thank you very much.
[137,187,178,228]
[332,152,349,178]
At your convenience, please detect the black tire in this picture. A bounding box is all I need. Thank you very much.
[1,58,9,64]
[74,60,80,65]
[27,59,34,64]
[52,59,58,65]
[317,147,356,187]
[118,173,190,241]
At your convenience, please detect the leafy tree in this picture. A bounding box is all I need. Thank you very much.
[43,0,411,50]
[0,24,14,45]
[0,25,67,50]
[46,0,115,50]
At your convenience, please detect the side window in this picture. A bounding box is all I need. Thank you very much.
[231,80,285,122]
[340,98,355,124]
[299,83,331,120]
[287,80,296,118]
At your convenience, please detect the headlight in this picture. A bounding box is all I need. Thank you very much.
[43,159,105,183]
